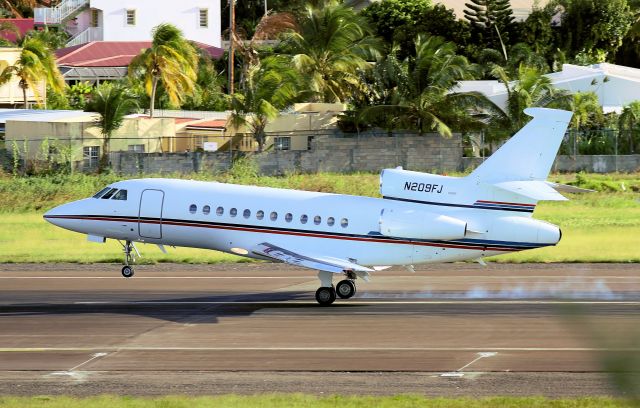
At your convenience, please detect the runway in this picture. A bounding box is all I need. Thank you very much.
[0,262,639,396]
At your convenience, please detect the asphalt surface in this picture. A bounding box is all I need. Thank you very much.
[0,262,639,397]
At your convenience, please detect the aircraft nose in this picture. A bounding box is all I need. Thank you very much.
[43,202,78,227]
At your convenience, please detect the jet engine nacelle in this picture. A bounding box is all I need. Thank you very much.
[379,208,468,240]
[492,216,561,245]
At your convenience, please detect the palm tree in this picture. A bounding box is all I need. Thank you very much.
[487,64,571,136]
[619,101,640,153]
[0,37,64,108]
[281,0,380,103]
[84,82,139,172]
[128,23,198,118]
[229,56,300,151]
[569,91,602,131]
[359,35,483,137]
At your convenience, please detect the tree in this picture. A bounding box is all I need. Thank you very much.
[619,100,640,153]
[0,37,64,108]
[569,91,603,131]
[229,56,300,151]
[464,0,516,60]
[281,0,380,103]
[84,82,139,172]
[128,23,198,118]
[362,0,470,59]
[556,0,634,62]
[486,64,571,139]
[359,35,485,136]
[22,26,69,50]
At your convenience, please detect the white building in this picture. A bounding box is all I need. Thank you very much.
[34,0,221,48]
[456,63,640,114]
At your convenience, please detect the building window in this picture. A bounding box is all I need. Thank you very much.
[199,8,208,28]
[128,144,145,153]
[256,210,264,220]
[203,205,210,215]
[274,136,290,151]
[90,9,99,27]
[126,9,136,26]
[189,204,197,214]
[83,146,99,169]
[327,217,335,226]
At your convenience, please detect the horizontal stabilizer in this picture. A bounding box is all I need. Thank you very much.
[493,180,568,201]
[547,182,595,194]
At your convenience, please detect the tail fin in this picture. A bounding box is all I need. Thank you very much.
[470,108,573,183]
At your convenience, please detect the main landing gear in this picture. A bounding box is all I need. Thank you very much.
[120,240,137,278]
[315,271,358,306]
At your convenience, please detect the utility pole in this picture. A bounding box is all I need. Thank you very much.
[265,0,268,15]
[228,0,235,94]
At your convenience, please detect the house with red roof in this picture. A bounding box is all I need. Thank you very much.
[0,18,34,43]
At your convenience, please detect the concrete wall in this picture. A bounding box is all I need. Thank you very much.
[463,155,640,173]
[113,132,463,175]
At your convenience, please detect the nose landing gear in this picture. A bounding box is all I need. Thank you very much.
[119,240,138,278]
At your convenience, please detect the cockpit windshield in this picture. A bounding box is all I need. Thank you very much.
[93,187,111,198]
[101,188,118,199]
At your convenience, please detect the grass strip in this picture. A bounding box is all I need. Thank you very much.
[0,395,635,408]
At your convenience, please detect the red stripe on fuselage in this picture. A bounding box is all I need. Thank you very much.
[44,215,522,252]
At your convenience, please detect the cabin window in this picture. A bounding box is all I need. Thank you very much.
[189,204,197,214]
[243,209,251,219]
[270,211,278,221]
[314,215,321,225]
[101,188,118,199]
[341,218,349,228]
[112,189,128,200]
[93,187,111,198]
[256,210,264,220]
[230,208,237,217]
[203,205,210,215]
[126,9,136,26]
[327,217,335,226]
[285,213,293,222]
[300,214,308,224]
[216,206,224,216]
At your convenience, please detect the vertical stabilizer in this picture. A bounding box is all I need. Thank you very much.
[470,108,573,182]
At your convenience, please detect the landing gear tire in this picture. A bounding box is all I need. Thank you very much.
[336,279,356,299]
[121,265,134,278]
[315,286,336,306]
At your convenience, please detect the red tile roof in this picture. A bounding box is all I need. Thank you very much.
[0,18,34,43]
[56,41,224,68]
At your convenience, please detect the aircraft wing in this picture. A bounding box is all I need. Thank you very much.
[252,242,374,276]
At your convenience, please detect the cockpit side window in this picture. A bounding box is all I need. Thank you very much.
[111,189,127,200]
[93,187,111,198]
[101,188,118,199]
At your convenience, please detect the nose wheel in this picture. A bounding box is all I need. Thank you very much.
[121,265,134,278]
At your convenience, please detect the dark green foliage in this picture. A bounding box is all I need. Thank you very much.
[555,0,634,62]
[362,0,469,59]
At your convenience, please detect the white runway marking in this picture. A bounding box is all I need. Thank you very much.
[0,276,312,279]
[47,352,109,382]
[1,347,638,352]
[68,352,109,371]
[441,352,498,377]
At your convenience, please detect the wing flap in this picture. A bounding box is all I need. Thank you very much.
[252,242,374,274]
[493,180,568,201]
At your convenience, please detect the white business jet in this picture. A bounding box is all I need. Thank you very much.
[45,108,585,305]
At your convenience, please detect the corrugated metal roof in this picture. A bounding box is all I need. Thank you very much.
[56,41,224,68]
[0,109,95,123]
[0,19,34,43]
[186,119,227,130]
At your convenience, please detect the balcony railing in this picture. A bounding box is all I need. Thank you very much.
[66,27,103,47]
